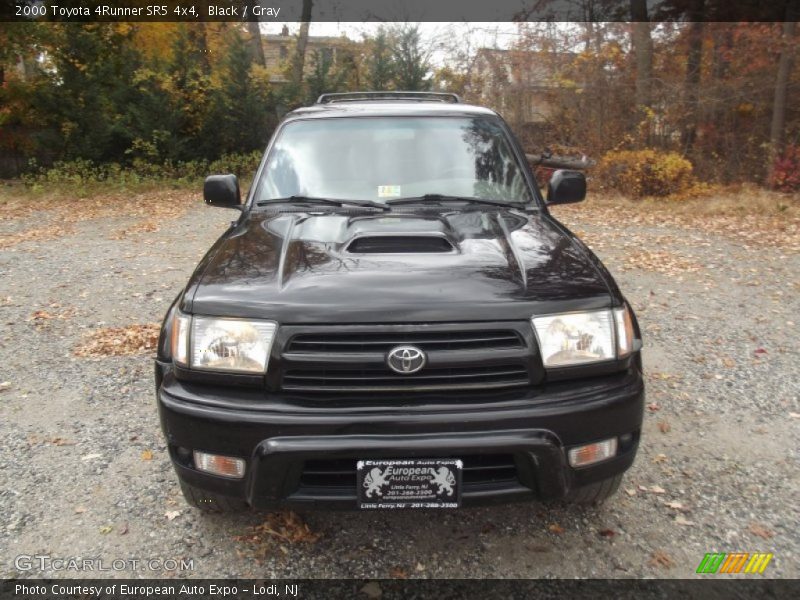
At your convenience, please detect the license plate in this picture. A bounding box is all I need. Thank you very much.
[356,458,462,509]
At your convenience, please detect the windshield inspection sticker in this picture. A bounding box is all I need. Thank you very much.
[357,458,462,509]
[377,185,402,198]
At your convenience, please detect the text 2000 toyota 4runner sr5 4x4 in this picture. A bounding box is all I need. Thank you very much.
[155,92,644,511]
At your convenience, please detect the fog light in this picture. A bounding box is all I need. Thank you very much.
[193,451,246,479]
[568,438,618,468]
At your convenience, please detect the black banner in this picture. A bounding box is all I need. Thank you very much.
[3,580,800,600]
[1,0,798,23]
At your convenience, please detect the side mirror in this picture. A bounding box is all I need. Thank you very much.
[203,174,241,208]
[547,170,586,205]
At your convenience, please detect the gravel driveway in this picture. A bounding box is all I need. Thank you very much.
[1,192,798,579]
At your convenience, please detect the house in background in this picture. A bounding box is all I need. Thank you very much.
[469,48,574,130]
[261,25,355,85]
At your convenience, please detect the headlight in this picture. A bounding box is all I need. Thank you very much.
[532,310,615,367]
[170,313,277,374]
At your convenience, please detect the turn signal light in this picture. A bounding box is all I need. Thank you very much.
[568,438,618,468]
[193,451,246,479]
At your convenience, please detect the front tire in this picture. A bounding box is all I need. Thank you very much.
[564,474,623,505]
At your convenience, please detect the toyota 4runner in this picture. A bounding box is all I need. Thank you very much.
[155,91,644,511]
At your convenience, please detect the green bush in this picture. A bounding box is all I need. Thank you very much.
[21,151,263,195]
[596,149,696,198]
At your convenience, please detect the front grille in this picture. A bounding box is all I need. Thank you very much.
[282,364,529,392]
[286,329,523,354]
[279,323,532,394]
[299,454,519,490]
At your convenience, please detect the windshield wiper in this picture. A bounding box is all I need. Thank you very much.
[385,194,527,210]
[257,195,389,211]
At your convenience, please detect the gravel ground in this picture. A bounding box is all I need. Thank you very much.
[1,192,798,580]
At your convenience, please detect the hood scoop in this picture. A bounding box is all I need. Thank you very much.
[345,234,456,254]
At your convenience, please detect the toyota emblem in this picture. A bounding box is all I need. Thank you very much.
[386,345,426,374]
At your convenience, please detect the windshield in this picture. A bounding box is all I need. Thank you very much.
[255,116,534,205]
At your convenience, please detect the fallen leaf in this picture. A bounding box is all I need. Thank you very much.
[74,506,87,514]
[658,421,671,433]
[165,510,181,521]
[29,310,54,321]
[360,582,382,600]
[389,567,408,579]
[664,501,684,510]
[49,437,75,446]
[647,402,661,412]
[99,525,113,534]
[653,453,668,464]
[548,523,565,535]
[141,449,153,461]
[235,511,320,547]
[415,562,426,572]
[722,357,736,368]
[625,488,637,497]
[754,348,768,356]
[0,381,10,392]
[748,523,775,539]
[650,485,666,494]
[649,550,674,569]
[675,516,695,526]
[73,323,160,357]
[637,484,648,492]
[598,528,616,538]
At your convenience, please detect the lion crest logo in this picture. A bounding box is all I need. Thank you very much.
[430,466,456,496]
[363,466,391,497]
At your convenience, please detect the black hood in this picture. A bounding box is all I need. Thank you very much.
[183,210,614,323]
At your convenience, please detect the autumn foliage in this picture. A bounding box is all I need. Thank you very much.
[596,150,696,198]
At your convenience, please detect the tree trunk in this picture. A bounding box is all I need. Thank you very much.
[246,22,265,67]
[291,0,313,86]
[768,17,797,186]
[682,6,705,152]
[630,0,653,111]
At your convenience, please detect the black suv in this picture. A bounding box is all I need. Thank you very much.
[155,92,644,511]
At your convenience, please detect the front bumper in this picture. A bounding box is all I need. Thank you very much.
[156,364,644,509]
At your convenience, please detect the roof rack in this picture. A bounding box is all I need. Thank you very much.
[316,91,462,105]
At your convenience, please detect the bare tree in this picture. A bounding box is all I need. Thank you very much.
[246,22,265,67]
[768,15,798,185]
[630,0,653,112]
[291,0,313,86]
[681,0,706,152]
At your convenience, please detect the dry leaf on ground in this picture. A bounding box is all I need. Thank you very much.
[748,522,776,539]
[236,511,321,548]
[389,567,408,579]
[598,529,616,538]
[73,323,160,357]
[649,550,674,569]
[548,523,565,535]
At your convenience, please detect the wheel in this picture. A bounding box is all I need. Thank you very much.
[564,474,623,505]
[179,480,249,513]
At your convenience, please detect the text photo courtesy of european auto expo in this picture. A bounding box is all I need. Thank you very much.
[1,0,798,598]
